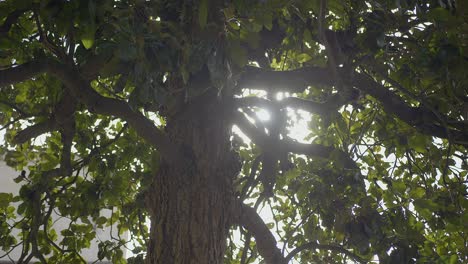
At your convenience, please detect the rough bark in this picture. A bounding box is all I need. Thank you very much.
[145,93,240,264]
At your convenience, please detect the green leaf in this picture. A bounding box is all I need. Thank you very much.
[88,0,96,20]
[5,150,25,168]
[198,0,208,29]
[61,229,74,237]
[409,187,425,199]
[80,0,97,49]
[408,135,428,153]
[13,175,25,183]
[426,7,451,23]
[449,254,458,264]
[296,53,312,63]
[414,198,439,211]
[14,0,32,10]
[17,202,27,215]
[228,41,247,67]
[257,10,272,30]
[81,30,95,49]
[285,168,300,180]
[95,216,107,226]
[0,193,12,208]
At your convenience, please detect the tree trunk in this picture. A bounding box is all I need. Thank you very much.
[145,94,239,263]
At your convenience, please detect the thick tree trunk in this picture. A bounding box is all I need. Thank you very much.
[145,94,239,264]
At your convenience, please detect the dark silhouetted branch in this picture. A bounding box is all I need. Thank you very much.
[235,92,358,116]
[234,201,287,264]
[285,241,366,263]
[353,73,468,145]
[0,8,30,35]
[236,65,468,146]
[55,92,76,176]
[13,89,77,149]
[0,59,179,162]
[13,119,56,144]
[233,111,360,171]
[238,66,333,93]
[0,60,47,87]
[47,62,180,162]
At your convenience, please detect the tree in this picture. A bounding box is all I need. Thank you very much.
[0,0,467,263]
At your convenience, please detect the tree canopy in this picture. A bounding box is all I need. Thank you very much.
[0,0,467,263]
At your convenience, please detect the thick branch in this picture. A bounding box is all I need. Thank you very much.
[283,139,360,171]
[235,93,357,116]
[234,202,287,264]
[13,119,55,144]
[240,156,262,200]
[0,60,46,87]
[0,59,179,161]
[46,63,180,161]
[364,59,468,135]
[79,52,117,80]
[55,91,76,175]
[281,97,331,115]
[59,130,73,176]
[238,66,333,93]
[240,232,252,264]
[0,99,30,116]
[0,8,29,35]
[13,89,77,146]
[285,241,366,263]
[237,65,468,145]
[353,73,468,145]
[234,111,270,146]
[235,97,326,115]
[234,111,359,171]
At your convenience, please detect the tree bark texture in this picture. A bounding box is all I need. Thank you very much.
[145,94,239,264]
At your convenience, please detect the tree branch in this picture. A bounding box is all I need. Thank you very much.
[55,91,76,175]
[13,119,56,144]
[234,201,287,264]
[235,92,358,116]
[281,97,332,115]
[0,59,180,162]
[73,124,128,170]
[285,241,366,263]
[238,66,333,93]
[237,65,468,145]
[240,155,262,200]
[233,111,360,171]
[352,72,468,145]
[79,52,118,80]
[0,99,30,116]
[0,8,30,35]
[47,62,180,162]
[0,60,47,87]
[234,111,269,146]
[13,89,77,147]
[240,231,252,264]
[281,139,360,171]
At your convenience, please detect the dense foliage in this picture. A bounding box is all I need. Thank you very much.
[0,0,467,263]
